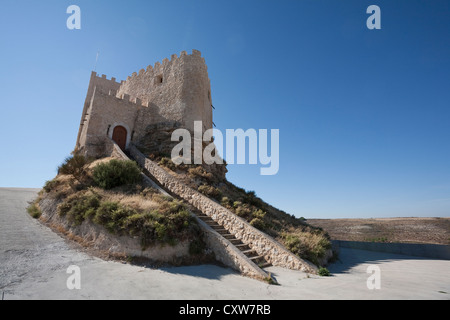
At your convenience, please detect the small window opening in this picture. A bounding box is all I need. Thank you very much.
[155,75,163,85]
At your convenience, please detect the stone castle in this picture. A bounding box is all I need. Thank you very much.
[75,49,213,158]
[69,50,321,279]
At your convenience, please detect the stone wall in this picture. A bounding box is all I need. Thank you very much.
[194,216,269,280]
[130,145,318,274]
[111,142,268,279]
[116,49,212,134]
[334,240,450,260]
[76,72,123,152]
[76,50,213,158]
[77,88,144,157]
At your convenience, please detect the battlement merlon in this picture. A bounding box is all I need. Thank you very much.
[122,49,208,85]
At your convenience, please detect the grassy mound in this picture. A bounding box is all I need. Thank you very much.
[38,157,204,252]
[141,154,333,266]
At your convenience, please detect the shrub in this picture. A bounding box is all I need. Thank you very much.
[122,212,147,235]
[220,196,232,208]
[108,206,137,233]
[249,209,269,230]
[318,267,331,277]
[250,217,266,230]
[58,191,101,226]
[58,155,88,180]
[197,185,222,201]
[93,201,119,226]
[252,209,266,220]
[43,179,60,193]
[27,203,41,219]
[87,196,195,248]
[159,157,176,171]
[188,166,213,181]
[92,159,142,190]
[285,234,309,258]
[282,232,331,266]
[233,201,242,208]
[243,190,263,208]
[235,204,252,218]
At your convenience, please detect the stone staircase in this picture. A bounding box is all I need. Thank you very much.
[196,214,272,269]
[110,142,274,281]
[123,144,318,280]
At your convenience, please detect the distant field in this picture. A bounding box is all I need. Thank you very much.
[307,217,450,245]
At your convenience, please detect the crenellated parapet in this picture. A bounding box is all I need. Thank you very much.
[76,49,213,157]
[104,89,150,108]
[119,49,207,93]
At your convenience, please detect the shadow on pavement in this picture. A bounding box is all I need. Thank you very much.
[329,247,429,274]
[160,264,238,280]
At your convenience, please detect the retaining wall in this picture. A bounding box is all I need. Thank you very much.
[110,142,269,279]
[129,145,318,274]
[333,240,450,260]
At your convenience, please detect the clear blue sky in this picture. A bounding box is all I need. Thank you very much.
[0,0,449,218]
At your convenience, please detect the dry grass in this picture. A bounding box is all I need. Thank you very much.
[152,158,332,265]
[86,157,116,170]
[46,221,93,248]
[308,217,450,245]
[281,230,332,265]
[96,189,159,212]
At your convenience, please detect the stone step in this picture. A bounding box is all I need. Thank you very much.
[259,262,272,269]
[241,249,257,255]
[195,208,272,274]
[249,255,264,261]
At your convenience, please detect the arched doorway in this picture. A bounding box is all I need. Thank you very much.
[112,125,127,151]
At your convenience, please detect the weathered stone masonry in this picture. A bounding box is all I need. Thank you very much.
[111,143,269,280]
[130,145,318,274]
[76,50,213,158]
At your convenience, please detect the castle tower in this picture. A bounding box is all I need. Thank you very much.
[75,50,213,158]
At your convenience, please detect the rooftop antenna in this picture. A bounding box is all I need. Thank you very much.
[93,50,100,72]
